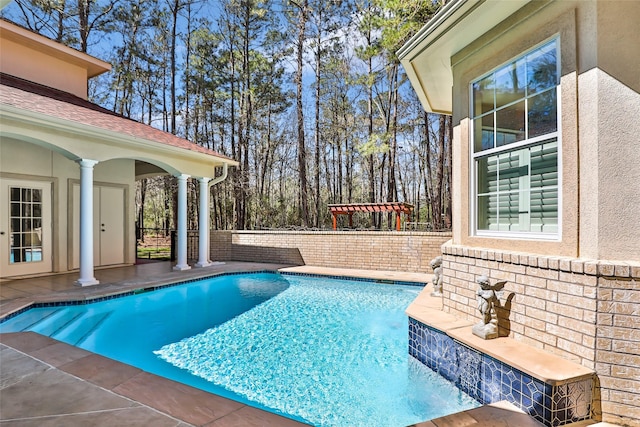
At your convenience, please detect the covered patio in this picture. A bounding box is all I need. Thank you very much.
[0,20,238,285]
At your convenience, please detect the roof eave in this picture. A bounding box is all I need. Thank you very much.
[0,103,239,169]
[398,0,532,114]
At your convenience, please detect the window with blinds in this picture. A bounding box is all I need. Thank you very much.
[472,39,559,237]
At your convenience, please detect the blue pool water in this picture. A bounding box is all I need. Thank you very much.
[0,273,479,426]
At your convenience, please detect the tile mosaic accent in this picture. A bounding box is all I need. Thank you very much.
[280,271,426,287]
[409,318,592,426]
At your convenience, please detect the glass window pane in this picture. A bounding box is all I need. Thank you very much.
[33,203,42,218]
[477,156,498,194]
[498,150,526,192]
[527,41,557,95]
[11,249,22,264]
[495,101,525,145]
[528,89,557,138]
[22,188,31,202]
[530,189,558,233]
[11,202,21,217]
[473,75,494,117]
[22,218,32,232]
[32,189,42,203]
[498,192,520,231]
[474,114,494,152]
[477,194,497,230]
[22,203,31,217]
[11,218,21,232]
[495,58,526,109]
[10,187,20,202]
[530,140,558,189]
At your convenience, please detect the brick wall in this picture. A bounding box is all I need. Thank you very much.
[596,274,640,426]
[440,242,640,426]
[207,230,451,273]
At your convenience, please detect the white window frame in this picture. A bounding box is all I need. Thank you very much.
[470,37,562,241]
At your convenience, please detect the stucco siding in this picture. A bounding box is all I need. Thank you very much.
[595,69,640,261]
[0,37,89,98]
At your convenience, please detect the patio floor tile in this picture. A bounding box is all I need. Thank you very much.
[0,406,185,427]
[113,371,245,426]
[60,352,142,390]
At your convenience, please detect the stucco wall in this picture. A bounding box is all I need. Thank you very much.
[0,36,89,99]
[208,230,451,273]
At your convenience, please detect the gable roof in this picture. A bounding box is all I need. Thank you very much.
[0,72,236,164]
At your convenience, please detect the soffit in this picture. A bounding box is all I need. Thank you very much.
[398,0,531,114]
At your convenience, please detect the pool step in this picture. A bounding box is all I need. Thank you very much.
[50,311,113,346]
[29,310,84,336]
[7,307,61,332]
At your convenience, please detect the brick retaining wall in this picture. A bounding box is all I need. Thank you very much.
[207,230,451,273]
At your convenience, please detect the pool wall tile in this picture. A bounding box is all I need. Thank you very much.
[408,317,593,427]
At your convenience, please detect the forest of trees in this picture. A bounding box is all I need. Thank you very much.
[2,0,453,232]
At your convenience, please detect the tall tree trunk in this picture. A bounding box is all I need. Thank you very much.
[387,64,399,203]
[445,115,453,228]
[295,0,309,227]
[170,0,180,135]
[433,114,446,229]
[313,11,322,227]
[137,179,147,242]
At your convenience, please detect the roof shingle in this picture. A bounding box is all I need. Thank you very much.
[0,73,234,162]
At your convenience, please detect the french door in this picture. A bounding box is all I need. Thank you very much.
[0,178,52,276]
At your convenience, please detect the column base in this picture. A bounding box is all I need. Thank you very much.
[173,264,192,271]
[194,261,225,268]
[76,278,100,287]
[194,261,211,268]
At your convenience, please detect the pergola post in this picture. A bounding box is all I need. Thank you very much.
[173,174,191,271]
[195,177,211,268]
[76,159,100,286]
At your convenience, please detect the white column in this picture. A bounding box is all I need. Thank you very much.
[195,177,211,268]
[173,174,191,271]
[76,159,100,286]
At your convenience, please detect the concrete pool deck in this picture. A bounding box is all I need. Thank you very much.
[0,261,616,426]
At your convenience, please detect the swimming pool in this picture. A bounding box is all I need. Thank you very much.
[0,272,480,426]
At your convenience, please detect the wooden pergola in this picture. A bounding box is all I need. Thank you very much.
[328,202,414,231]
